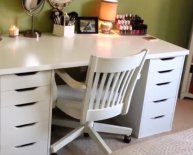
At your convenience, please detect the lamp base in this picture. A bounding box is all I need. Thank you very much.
[23,30,41,38]
[99,29,116,35]
[101,23,111,34]
[100,21,114,34]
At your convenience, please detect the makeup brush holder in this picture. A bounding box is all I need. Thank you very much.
[53,24,75,37]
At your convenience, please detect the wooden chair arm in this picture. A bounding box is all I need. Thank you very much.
[55,69,86,90]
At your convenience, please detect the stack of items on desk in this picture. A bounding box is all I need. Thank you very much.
[115,14,148,35]
[51,9,78,37]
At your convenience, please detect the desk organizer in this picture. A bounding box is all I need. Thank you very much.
[53,24,75,37]
[115,14,147,35]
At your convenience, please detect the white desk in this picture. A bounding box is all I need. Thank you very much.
[0,34,189,155]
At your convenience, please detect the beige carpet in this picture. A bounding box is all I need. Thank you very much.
[111,128,193,155]
[51,99,193,155]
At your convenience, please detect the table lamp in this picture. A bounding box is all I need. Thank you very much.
[99,0,118,34]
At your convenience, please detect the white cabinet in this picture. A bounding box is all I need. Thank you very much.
[114,56,185,138]
[0,71,52,155]
[180,25,193,99]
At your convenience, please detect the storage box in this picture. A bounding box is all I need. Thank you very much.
[53,24,75,37]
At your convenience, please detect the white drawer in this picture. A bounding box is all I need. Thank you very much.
[143,98,175,119]
[1,121,49,148]
[145,81,178,101]
[149,56,184,72]
[1,141,48,155]
[1,101,50,126]
[1,71,51,91]
[1,86,50,107]
[139,113,172,138]
[148,69,181,85]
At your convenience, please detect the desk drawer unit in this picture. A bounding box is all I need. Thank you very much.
[1,86,50,107]
[140,98,175,137]
[113,56,185,138]
[1,71,51,91]
[0,71,52,155]
[139,56,184,137]
[148,56,184,72]
[1,121,49,148]
[145,81,179,101]
[1,101,49,126]
[1,141,48,155]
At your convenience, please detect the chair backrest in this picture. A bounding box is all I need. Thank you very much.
[81,49,148,123]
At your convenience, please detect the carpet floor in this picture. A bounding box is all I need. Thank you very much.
[51,99,193,155]
[111,128,193,155]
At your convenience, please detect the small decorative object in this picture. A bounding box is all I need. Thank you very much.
[49,0,76,37]
[51,10,77,37]
[98,0,118,34]
[21,0,45,38]
[77,17,98,34]
[53,24,75,37]
[48,0,72,10]
[115,14,148,35]
[9,25,19,37]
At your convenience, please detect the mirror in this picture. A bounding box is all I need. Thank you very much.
[22,0,45,38]
[48,0,72,10]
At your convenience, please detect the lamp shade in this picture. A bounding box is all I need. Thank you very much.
[99,0,118,22]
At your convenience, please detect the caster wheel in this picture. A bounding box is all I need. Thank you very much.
[84,133,89,137]
[123,135,131,143]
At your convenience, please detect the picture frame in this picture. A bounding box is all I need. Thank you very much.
[77,17,98,34]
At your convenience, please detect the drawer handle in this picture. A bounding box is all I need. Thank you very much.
[160,57,175,61]
[156,82,171,86]
[15,142,36,148]
[15,72,38,76]
[152,115,165,119]
[153,99,168,103]
[15,122,37,128]
[15,87,37,92]
[15,102,37,107]
[158,70,173,73]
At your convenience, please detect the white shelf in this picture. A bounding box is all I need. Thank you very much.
[180,23,193,99]
[183,92,193,98]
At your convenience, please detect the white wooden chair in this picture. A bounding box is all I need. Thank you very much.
[51,49,148,154]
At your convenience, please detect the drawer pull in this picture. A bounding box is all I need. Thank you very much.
[15,142,36,148]
[158,70,173,73]
[15,102,37,107]
[15,122,37,128]
[152,115,165,119]
[153,99,168,103]
[156,82,171,86]
[15,72,38,76]
[160,57,175,61]
[15,87,37,92]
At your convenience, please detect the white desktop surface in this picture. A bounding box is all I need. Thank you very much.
[0,33,189,75]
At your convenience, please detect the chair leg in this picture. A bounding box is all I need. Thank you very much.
[50,126,84,153]
[86,125,112,154]
[94,122,132,136]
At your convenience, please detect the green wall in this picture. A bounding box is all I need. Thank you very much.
[0,0,193,48]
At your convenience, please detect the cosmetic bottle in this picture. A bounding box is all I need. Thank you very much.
[123,25,127,35]
[119,25,123,35]
[129,25,132,35]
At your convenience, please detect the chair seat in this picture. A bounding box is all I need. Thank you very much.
[56,85,85,119]
[56,85,122,120]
